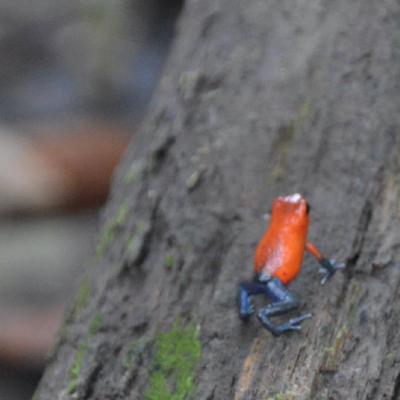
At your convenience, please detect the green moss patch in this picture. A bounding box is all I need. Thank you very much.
[145,321,201,400]
[67,313,103,394]
[75,277,91,313]
[89,313,103,336]
[68,342,88,394]
[96,202,130,258]
[165,254,175,270]
[321,324,349,372]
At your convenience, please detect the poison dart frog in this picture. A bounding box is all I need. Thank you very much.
[239,193,346,336]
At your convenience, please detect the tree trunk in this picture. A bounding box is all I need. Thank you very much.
[35,0,400,399]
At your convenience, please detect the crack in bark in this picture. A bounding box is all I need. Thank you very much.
[391,369,400,400]
[346,166,383,273]
[148,134,176,174]
[289,345,305,380]
[206,385,217,400]
[83,363,102,400]
[311,166,385,397]
[371,271,400,399]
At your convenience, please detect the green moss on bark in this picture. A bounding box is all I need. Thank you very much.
[145,321,201,400]
[96,202,130,258]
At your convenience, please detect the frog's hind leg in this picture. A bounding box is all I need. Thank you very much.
[238,281,266,320]
[257,277,312,336]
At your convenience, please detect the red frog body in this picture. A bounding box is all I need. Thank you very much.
[254,193,309,285]
[239,193,346,336]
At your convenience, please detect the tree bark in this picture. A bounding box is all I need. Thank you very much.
[35,0,400,399]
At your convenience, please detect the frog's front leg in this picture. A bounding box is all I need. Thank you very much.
[306,241,346,285]
[257,277,312,336]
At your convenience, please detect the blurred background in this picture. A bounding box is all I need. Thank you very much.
[0,0,183,398]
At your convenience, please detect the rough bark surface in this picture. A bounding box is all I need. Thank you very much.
[35,0,400,399]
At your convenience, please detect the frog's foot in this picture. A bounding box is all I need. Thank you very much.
[257,311,312,336]
[277,313,313,332]
[319,258,347,285]
[238,285,255,320]
[240,302,255,320]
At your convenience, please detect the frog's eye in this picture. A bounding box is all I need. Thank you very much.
[306,202,311,214]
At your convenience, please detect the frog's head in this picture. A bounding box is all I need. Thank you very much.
[271,193,310,222]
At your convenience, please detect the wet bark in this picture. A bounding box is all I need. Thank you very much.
[35,0,400,399]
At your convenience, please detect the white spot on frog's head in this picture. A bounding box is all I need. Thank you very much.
[283,193,302,203]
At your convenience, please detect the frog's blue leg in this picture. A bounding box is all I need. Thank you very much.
[239,281,265,320]
[257,277,312,336]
